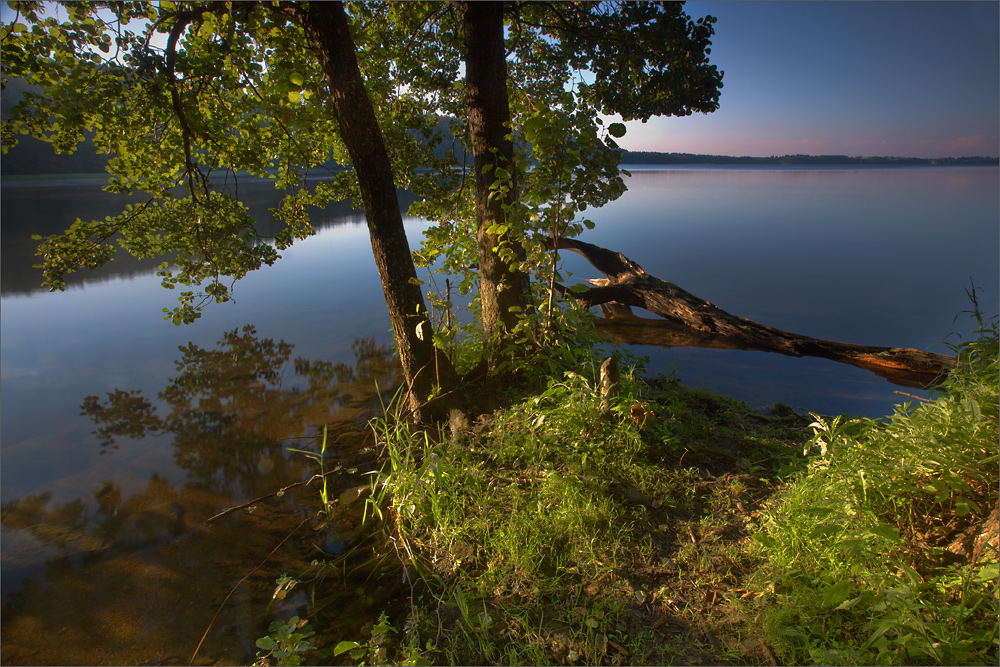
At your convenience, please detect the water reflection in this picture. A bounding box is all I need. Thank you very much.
[0,176,419,295]
[1,328,401,665]
[81,327,397,493]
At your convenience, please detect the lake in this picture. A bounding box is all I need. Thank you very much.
[1,165,997,664]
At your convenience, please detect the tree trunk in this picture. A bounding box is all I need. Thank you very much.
[297,1,458,420]
[552,238,955,388]
[463,1,530,370]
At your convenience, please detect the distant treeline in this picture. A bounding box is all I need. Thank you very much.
[3,73,996,176]
[620,151,999,167]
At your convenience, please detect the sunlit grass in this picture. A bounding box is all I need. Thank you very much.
[286,303,997,666]
[748,310,999,665]
[359,345,817,664]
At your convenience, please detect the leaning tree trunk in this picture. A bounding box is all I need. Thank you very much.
[463,1,531,370]
[552,238,955,387]
[298,2,459,420]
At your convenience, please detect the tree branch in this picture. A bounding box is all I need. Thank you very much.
[549,238,956,388]
[162,10,206,199]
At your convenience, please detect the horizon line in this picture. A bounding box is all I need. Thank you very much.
[620,150,1000,161]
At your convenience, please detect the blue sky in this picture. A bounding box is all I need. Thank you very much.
[614,1,1000,158]
[4,1,997,159]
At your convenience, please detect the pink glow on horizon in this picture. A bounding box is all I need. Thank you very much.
[616,121,1000,159]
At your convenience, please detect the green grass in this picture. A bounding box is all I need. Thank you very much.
[274,305,997,666]
[350,350,817,665]
[746,313,999,666]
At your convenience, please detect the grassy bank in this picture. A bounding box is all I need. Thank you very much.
[747,309,999,666]
[257,310,998,666]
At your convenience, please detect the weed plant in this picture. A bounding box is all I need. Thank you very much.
[255,616,316,666]
[749,308,999,665]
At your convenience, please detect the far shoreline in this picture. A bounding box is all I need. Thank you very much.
[618,150,999,168]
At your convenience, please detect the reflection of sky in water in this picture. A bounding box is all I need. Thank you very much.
[561,167,998,416]
[577,166,998,347]
[1,215,425,506]
[2,167,998,506]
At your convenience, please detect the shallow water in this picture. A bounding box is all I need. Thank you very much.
[1,320,402,664]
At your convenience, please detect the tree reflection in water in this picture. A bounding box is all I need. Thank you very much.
[81,325,398,496]
[0,326,400,666]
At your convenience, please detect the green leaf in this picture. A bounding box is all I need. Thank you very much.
[809,524,843,539]
[751,533,778,549]
[777,627,805,638]
[333,641,362,656]
[608,122,627,138]
[823,579,853,607]
[256,636,278,651]
[867,524,901,543]
[287,90,301,104]
[834,595,862,611]
[289,72,304,86]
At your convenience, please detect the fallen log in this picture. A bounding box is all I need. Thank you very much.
[550,238,955,389]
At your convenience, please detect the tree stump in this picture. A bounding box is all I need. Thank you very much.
[600,356,620,418]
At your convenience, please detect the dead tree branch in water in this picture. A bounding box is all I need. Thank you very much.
[549,238,955,389]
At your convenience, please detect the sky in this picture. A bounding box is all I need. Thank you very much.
[612,1,999,158]
[3,1,997,159]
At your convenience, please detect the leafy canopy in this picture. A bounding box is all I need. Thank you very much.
[1,1,722,331]
[4,1,358,323]
[356,1,723,330]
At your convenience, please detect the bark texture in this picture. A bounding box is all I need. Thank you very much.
[463,1,530,369]
[552,238,955,388]
[298,1,458,419]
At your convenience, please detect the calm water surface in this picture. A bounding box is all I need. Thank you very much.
[1,165,997,664]
[567,165,998,411]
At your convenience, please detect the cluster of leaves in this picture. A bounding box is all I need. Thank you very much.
[400,5,632,334]
[333,611,431,666]
[748,309,999,665]
[255,615,316,667]
[2,1,345,323]
[351,1,722,363]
